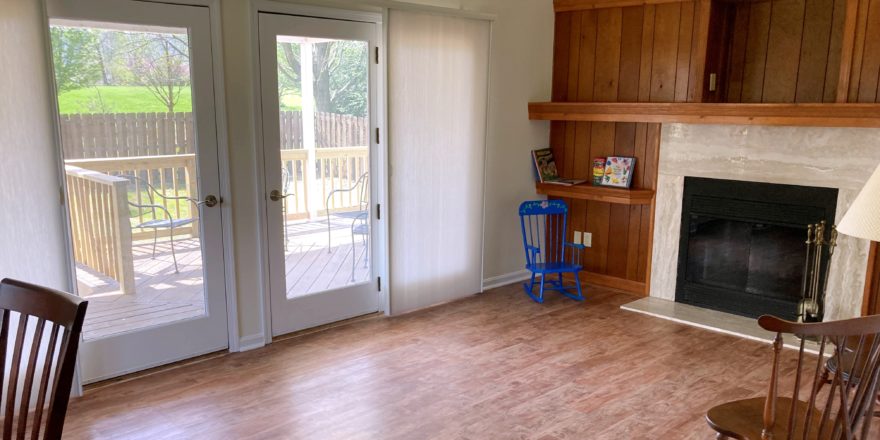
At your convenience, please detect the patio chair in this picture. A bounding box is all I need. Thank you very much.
[326,172,370,280]
[281,166,293,252]
[519,200,585,303]
[125,175,197,273]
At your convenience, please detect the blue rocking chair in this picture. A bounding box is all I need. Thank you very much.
[519,200,586,303]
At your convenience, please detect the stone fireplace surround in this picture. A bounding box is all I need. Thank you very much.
[648,124,880,322]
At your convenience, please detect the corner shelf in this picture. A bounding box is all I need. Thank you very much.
[528,102,880,128]
[536,182,655,205]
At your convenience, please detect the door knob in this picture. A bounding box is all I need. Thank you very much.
[202,195,220,207]
[269,190,292,202]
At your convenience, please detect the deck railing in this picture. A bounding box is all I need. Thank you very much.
[280,146,369,220]
[65,165,135,294]
[65,154,199,240]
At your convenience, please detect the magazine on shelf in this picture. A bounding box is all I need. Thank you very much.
[531,148,586,186]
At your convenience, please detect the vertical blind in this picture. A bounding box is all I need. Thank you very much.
[388,10,491,314]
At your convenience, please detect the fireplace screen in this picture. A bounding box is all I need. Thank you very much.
[685,216,806,302]
[676,178,838,321]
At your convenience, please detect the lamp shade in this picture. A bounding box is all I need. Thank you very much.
[838,163,880,242]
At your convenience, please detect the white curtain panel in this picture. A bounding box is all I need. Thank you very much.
[388,10,491,314]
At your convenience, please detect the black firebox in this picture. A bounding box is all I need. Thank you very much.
[675,177,838,321]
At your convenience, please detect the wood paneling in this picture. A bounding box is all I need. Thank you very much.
[550,3,701,294]
[704,0,844,103]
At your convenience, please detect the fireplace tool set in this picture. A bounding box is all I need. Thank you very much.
[798,220,837,322]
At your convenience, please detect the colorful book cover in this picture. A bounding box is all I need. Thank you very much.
[531,148,586,186]
[601,156,636,188]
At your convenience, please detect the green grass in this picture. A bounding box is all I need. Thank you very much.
[57,86,193,114]
[58,85,304,114]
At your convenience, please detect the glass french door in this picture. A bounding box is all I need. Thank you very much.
[258,13,381,336]
[47,0,228,382]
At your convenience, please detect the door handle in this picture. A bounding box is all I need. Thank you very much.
[200,195,220,207]
[269,190,293,202]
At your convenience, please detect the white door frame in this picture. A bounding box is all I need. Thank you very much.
[249,0,389,345]
[43,0,239,383]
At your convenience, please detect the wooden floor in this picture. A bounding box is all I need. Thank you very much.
[63,284,878,439]
[76,217,367,340]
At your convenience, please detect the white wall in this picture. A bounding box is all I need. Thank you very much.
[463,0,554,285]
[0,0,70,290]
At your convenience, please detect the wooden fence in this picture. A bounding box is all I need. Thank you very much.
[65,165,135,294]
[61,111,368,158]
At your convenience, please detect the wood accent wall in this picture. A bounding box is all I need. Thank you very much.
[549,2,710,293]
[704,0,846,103]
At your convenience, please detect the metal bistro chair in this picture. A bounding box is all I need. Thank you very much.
[281,166,293,252]
[518,200,586,303]
[0,278,88,439]
[326,172,370,281]
[126,175,197,273]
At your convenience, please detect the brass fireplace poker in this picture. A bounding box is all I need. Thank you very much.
[799,221,837,322]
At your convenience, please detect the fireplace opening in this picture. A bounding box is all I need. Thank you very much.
[676,177,838,321]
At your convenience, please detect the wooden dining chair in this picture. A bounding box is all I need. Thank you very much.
[0,278,88,439]
[706,314,880,440]
[819,337,880,418]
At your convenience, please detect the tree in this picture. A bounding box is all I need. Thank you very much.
[50,27,103,92]
[127,33,191,113]
[277,40,368,117]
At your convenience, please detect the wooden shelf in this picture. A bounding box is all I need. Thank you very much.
[536,182,655,205]
[528,102,880,128]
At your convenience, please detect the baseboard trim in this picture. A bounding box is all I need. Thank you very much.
[482,269,531,291]
[582,272,646,295]
[238,333,266,352]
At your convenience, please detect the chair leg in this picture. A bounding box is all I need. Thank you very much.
[538,276,546,303]
[522,272,542,303]
[152,228,158,258]
[169,225,179,274]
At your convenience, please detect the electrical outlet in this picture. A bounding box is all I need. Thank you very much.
[583,232,592,248]
[573,231,583,245]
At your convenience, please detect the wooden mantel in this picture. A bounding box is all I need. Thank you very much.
[529,102,880,128]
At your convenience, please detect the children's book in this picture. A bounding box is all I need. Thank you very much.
[601,156,636,188]
[531,148,586,186]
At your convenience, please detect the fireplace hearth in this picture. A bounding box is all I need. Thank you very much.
[675,177,839,321]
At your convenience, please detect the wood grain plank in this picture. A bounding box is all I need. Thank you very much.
[674,2,695,102]
[528,101,880,127]
[824,0,847,102]
[846,0,870,101]
[741,1,772,102]
[552,12,573,101]
[618,6,645,102]
[836,0,860,101]
[763,0,807,103]
[639,5,657,101]
[856,0,880,102]
[688,0,712,102]
[650,3,683,102]
[796,0,835,103]
[725,4,752,102]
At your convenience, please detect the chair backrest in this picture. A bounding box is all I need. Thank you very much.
[519,200,569,267]
[758,314,880,440]
[0,279,88,440]
[356,172,370,212]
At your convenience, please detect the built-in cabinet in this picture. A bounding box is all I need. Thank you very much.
[535,0,880,300]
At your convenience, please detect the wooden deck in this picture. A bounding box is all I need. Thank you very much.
[76,216,369,340]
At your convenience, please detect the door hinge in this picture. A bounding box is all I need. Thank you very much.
[376,203,381,220]
[378,276,382,291]
[375,47,379,64]
[375,127,380,144]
